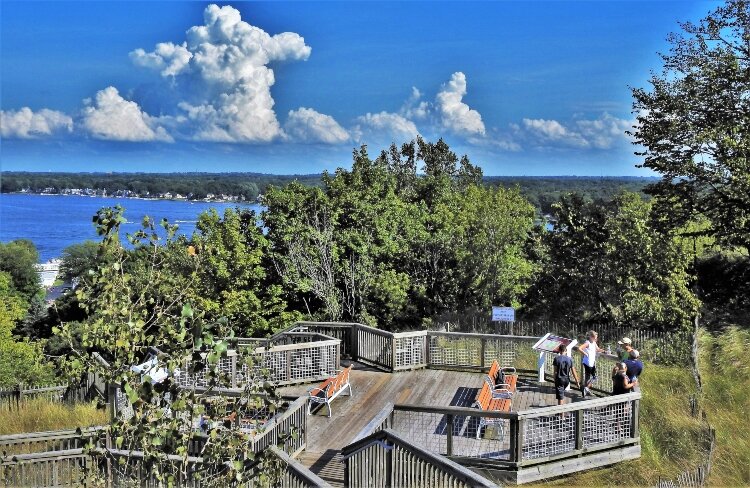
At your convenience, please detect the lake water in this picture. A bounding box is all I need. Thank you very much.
[0,194,262,261]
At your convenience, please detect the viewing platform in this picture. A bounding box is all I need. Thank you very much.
[1,321,641,487]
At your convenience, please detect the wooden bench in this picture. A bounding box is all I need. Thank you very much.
[487,359,517,396]
[473,380,512,439]
[307,365,353,417]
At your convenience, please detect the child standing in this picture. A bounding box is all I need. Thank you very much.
[578,330,604,397]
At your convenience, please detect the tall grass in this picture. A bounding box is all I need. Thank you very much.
[535,363,706,487]
[0,398,108,435]
[698,326,750,487]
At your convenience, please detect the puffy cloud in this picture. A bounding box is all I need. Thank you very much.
[435,72,485,136]
[0,108,73,139]
[520,113,632,149]
[400,87,429,120]
[81,87,173,142]
[284,107,349,144]
[131,4,311,143]
[354,111,420,141]
[130,42,192,77]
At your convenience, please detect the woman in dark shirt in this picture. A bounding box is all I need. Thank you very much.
[612,362,638,395]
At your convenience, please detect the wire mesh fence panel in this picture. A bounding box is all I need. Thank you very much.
[583,400,633,448]
[391,410,510,461]
[521,414,576,460]
[394,334,426,369]
[428,335,483,369]
[114,387,134,421]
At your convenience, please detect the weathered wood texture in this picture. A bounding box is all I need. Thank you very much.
[342,429,496,488]
[0,427,105,456]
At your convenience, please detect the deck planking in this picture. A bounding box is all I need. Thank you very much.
[279,361,587,481]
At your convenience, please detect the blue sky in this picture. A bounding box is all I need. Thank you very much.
[0,1,717,175]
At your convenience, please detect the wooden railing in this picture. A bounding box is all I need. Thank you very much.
[0,427,105,456]
[342,429,496,488]
[377,392,641,470]
[0,448,90,487]
[300,322,540,374]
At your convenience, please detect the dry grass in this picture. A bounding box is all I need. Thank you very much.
[698,326,750,487]
[531,362,707,487]
[0,398,108,435]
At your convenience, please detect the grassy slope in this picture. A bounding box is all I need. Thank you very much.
[0,398,107,435]
[698,326,750,487]
[535,363,707,487]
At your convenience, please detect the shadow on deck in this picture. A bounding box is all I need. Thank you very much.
[278,361,574,483]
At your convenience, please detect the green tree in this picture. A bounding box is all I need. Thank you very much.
[57,207,284,485]
[527,192,700,330]
[0,272,54,387]
[631,0,750,252]
[59,240,99,283]
[0,239,42,301]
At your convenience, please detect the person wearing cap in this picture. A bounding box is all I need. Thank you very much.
[624,349,643,382]
[617,337,634,361]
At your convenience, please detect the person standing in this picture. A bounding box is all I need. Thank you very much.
[617,337,634,361]
[612,362,638,395]
[623,349,644,382]
[578,330,604,397]
[553,344,580,405]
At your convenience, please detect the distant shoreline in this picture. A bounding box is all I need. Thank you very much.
[2,192,258,205]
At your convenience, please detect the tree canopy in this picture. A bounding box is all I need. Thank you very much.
[632,0,750,252]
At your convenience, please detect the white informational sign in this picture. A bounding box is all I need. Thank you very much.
[491,306,515,322]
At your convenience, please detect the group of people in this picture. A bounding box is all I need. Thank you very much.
[552,330,645,405]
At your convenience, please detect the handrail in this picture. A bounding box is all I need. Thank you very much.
[351,402,394,443]
[268,446,333,488]
[2,448,87,464]
[0,426,104,442]
[342,429,496,488]
[394,403,517,420]
[516,391,641,419]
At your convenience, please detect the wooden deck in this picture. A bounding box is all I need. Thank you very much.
[279,361,585,485]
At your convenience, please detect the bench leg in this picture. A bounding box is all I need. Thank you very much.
[327,401,332,418]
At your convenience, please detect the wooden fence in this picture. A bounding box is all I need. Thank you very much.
[342,429,496,488]
[0,427,104,456]
[350,393,641,484]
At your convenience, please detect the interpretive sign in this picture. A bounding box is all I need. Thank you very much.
[532,333,574,353]
[491,306,515,322]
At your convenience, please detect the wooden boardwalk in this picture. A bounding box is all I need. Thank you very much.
[279,361,585,485]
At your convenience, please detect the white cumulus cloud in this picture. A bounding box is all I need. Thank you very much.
[284,107,349,144]
[0,108,73,139]
[435,72,485,136]
[81,86,173,142]
[520,113,632,149]
[354,111,420,141]
[131,3,312,143]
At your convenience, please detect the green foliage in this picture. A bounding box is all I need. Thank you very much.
[632,0,750,252]
[59,240,99,283]
[264,138,536,328]
[193,208,300,335]
[0,239,42,302]
[527,192,700,330]
[0,272,55,387]
[57,206,286,485]
[698,326,750,486]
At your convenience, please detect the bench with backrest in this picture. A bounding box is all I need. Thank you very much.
[473,379,512,439]
[307,365,353,417]
[487,359,517,397]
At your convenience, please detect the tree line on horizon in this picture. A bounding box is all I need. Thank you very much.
[1,171,656,213]
[0,0,747,483]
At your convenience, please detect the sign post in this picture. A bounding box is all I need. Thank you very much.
[491,306,515,322]
[532,333,577,384]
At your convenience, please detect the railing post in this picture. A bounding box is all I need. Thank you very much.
[231,354,237,388]
[575,408,584,451]
[631,399,640,438]
[446,414,454,456]
[351,323,359,361]
[510,417,524,464]
[424,332,430,368]
[480,339,486,370]
[391,335,397,372]
[386,440,394,488]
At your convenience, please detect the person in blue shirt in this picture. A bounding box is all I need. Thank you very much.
[623,349,644,382]
[552,344,580,405]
